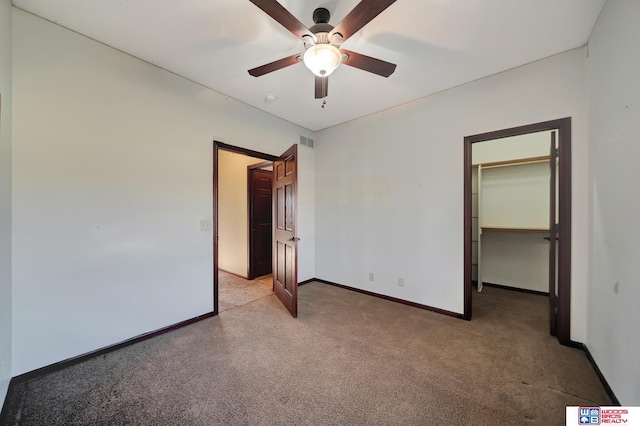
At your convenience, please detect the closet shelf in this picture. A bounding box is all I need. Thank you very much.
[476,155,550,170]
[481,227,549,236]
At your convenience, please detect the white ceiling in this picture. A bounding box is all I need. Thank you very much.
[13,0,606,132]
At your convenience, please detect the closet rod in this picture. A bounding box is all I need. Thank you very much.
[481,227,550,236]
[479,155,550,170]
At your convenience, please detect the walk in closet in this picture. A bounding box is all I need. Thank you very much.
[473,132,553,293]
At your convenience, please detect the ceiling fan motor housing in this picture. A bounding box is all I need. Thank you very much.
[313,8,330,24]
[309,7,335,44]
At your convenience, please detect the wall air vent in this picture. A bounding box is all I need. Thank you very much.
[299,136,314,148]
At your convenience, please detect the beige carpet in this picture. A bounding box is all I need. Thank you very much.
[1,283,611,425]
[218,271,273,312]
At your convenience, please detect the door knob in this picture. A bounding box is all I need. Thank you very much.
[288,237,300,242]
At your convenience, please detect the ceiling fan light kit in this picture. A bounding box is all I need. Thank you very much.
[303,44,342,77]
[248,0,398,99]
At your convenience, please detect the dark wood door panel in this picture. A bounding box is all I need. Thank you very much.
[249,168,273,279]
[273,145,298,317]
[277,186,285,230]
[285,184,293,231]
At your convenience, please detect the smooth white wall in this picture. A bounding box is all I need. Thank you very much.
[480,162,550,229]
[481,234,549,293]
[11,9,314,375]
[218,151,264,277]
[586,0,640,405]
[0,0,12,407]
[315,48,589,341]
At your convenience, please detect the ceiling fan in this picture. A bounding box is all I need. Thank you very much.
[248,0,397,99]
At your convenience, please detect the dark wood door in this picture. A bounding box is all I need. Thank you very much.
[273,144,298,317]
[248,168,273,279]
[549,131,558,336]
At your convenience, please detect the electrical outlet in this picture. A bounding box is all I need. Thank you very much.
[369,272,374,282]
[398,277,404,288]
[613,281,619,295]
[200,219,211,232]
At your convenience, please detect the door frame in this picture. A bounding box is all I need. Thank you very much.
[213,141,277,315]
[247,161,274,280]
[463,117,572,345]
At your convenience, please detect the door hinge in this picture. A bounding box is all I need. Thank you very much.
[551,296,558,308]
[553,223,559,232]
[553,147,559,158]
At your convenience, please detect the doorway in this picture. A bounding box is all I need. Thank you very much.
[213,141,277,315]
[213,141,300,317]
[463,118,572,345]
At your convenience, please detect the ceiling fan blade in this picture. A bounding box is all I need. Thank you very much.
[248,53,302,77]
[340,49,396,77]
[249,0,314,41]
[315,76,328,99]
[330,0,397,43]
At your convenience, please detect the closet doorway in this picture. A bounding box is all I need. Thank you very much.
[463,118,572,345]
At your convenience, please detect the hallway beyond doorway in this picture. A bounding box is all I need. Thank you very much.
[218,271,273,312]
